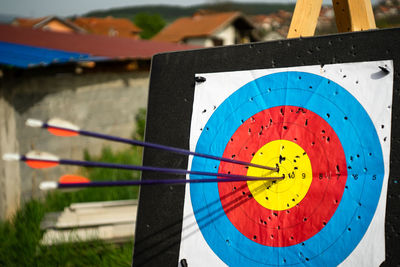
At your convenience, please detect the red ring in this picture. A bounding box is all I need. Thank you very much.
[218,106,347,247]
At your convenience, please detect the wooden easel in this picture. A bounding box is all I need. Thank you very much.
[287,0,376,38]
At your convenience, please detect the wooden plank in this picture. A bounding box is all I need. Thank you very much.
[332,0,352,31]
[72,205,137,215]
[40,200,138,245]
[53,205,137,228]
[41,200,138,229]
[332,0,376,32]
[69,199,138,210]
[287,0,323,38]
[41,222,135,245]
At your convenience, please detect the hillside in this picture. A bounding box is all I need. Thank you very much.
[84,2,296,22]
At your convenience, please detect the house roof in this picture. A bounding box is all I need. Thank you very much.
[14,17,44,28]
[74,17,141,38]
[251,15,272,25]
[0,24,200,62]
[249,10,293,29]
[13,16,86,33]
[153,11,247,43]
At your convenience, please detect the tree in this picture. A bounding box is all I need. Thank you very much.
[133,13,166,39]
[206,0,234,12]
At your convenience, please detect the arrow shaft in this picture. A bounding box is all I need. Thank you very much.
[44,123,277,171]
[22,156,282,181]
[57,176,283,188]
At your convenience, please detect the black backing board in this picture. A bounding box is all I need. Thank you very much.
[132,28,400,266]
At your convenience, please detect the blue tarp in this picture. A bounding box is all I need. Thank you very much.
[0,41,106,68]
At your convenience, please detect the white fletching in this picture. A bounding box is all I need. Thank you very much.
[2,153,21,161]
[25,151,59,161]
[39,181,57,190]
[26,118,44,128]
[47,118,79,131]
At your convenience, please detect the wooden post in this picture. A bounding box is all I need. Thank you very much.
[332,0,376,32]
[287,0,376,38]
[287,0,323,38]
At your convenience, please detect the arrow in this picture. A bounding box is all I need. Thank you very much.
[26,118,278,172]
[39,174,284,190]
[3,151,284,181]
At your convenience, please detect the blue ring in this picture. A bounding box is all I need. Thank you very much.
[190,72,384,266]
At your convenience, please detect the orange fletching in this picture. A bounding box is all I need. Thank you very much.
[48,127,78,137]
[59,175,90,184]
[26,160,58,169]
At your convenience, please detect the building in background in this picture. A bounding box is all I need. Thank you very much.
[12,16,86,33]
[152,11,260,47]
[250,10,292,41]
[73,17,142,39]
[11,16,142,39]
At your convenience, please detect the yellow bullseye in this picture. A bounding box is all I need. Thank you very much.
[247,140,312,211]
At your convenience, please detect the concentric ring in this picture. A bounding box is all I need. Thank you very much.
[217,106,346,247]
[190,71,384,266]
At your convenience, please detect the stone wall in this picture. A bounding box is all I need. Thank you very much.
[0,70,149,219]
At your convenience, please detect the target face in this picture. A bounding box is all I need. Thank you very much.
[180,62,392,266]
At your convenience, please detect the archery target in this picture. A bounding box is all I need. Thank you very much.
[179,61,393,266]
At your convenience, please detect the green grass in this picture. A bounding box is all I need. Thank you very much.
[35,240,133,267]
[0,200,44,266]
[0,112,146,266]
[0,200,134,266]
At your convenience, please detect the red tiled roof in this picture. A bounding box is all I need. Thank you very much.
[13,17,47,28]
[74,17,141,38]
[13,16,86,33]
[152,11,241,43]
[0,24,200,60]
[251,15,270,24]
[379,6,390,12]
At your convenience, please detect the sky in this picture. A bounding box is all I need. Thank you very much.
[0,0,378,18]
